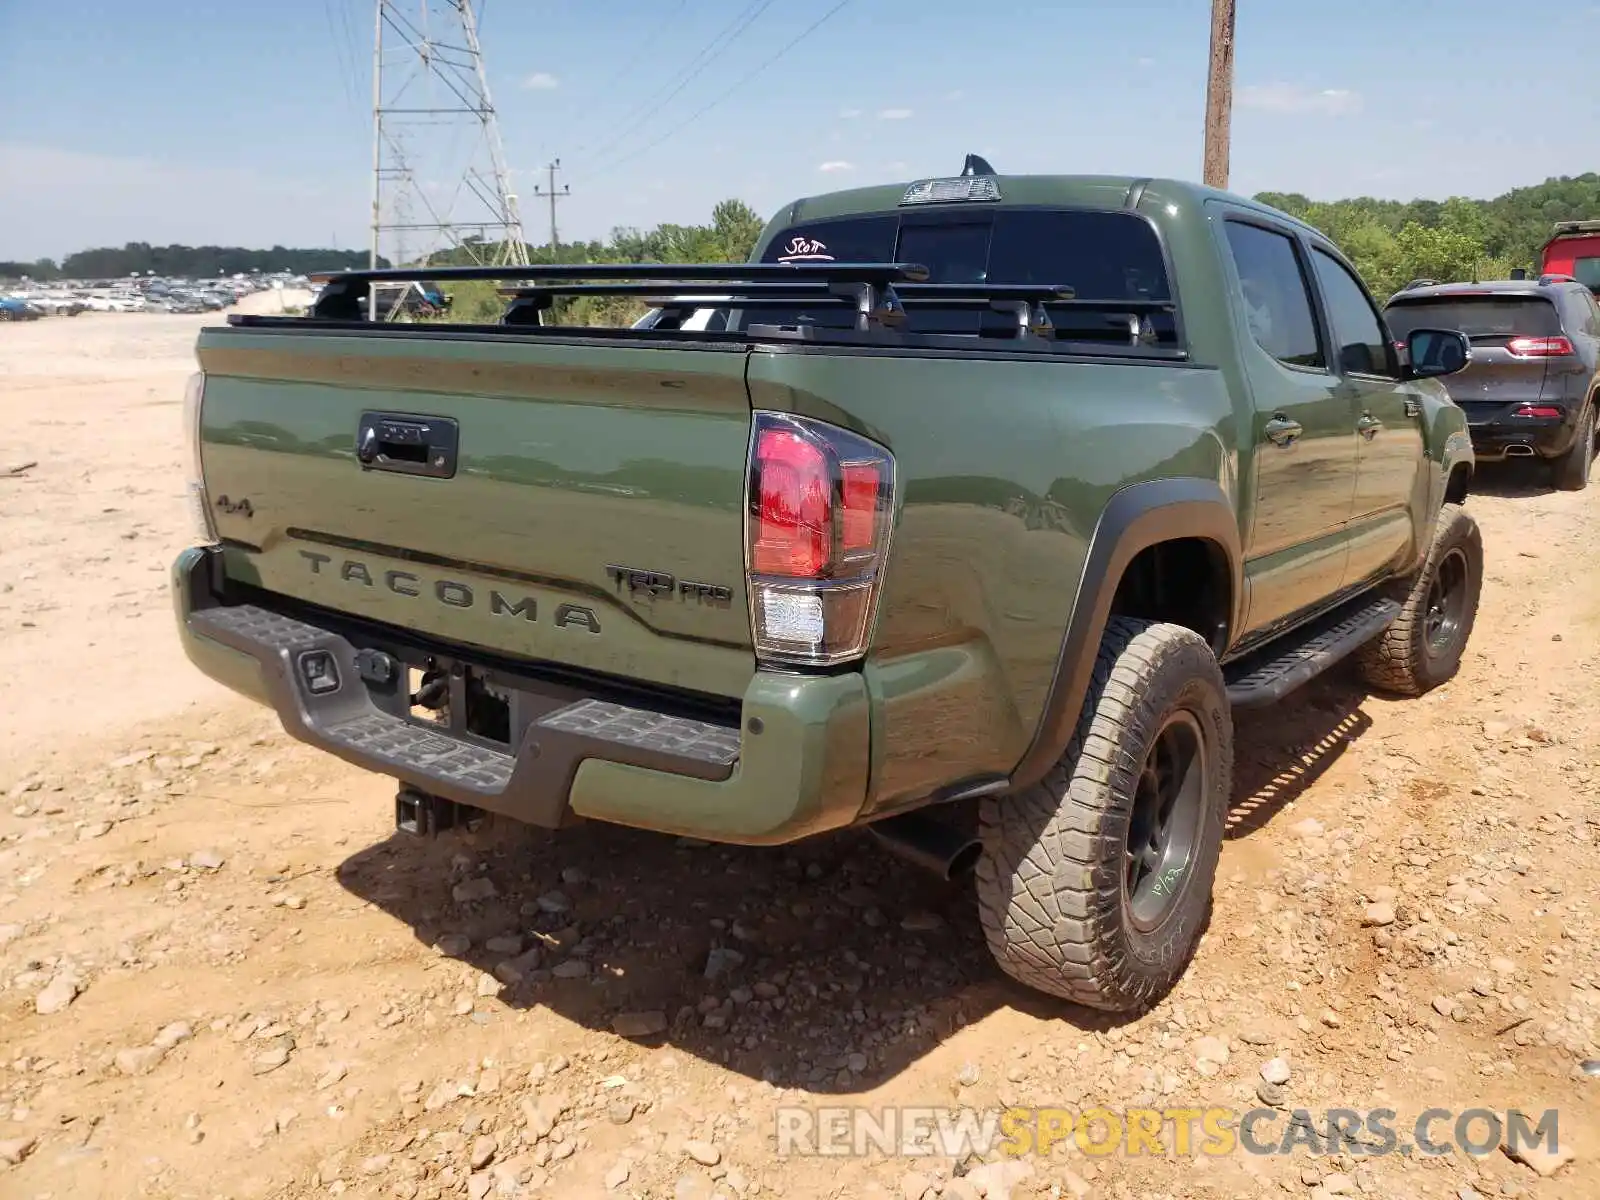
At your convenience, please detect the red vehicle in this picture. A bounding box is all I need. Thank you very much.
[1540,221,1600,293]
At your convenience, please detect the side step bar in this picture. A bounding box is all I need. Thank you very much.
[1223,595,1400,709]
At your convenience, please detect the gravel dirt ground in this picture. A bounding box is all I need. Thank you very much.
[2,314,1597,1200]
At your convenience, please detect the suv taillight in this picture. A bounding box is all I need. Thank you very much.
[1506,335,1575,357]
[745,412,895,667]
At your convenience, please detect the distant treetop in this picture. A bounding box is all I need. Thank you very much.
[1254,173,1600,298]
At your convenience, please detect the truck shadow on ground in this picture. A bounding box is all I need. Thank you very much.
[1468,458,1559,499]
[334,673,1378,1090]
[1226,673,1374,838]
[336,810,1064,1092]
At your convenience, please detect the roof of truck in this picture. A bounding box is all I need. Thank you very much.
[765,172,1318,239]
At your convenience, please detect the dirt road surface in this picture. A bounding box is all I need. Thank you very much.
[2,314,1597,1200]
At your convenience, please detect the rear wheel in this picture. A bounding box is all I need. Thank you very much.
[975,618,1232,1013]
[1553,402,1595,492]
[1355,503,1482,696]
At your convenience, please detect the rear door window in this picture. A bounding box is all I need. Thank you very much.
[1309,248,1398,377]
[746,208,1177,346]
[1383,297,1562,344]
[1221,221,1325,369]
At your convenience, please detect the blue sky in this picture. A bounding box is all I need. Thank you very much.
[1,0,1597,262]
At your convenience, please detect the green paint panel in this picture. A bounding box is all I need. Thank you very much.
[746,347,1237,812]
[196,329,757,698]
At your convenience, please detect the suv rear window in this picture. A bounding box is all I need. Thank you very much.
[1384,296,1562,343]
[744,208,1177,347]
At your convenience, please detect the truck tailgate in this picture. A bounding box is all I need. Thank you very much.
[195,327,756,699]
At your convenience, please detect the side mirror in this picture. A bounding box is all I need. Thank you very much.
[1406,328,1469,379]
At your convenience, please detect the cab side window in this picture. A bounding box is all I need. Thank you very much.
[1311,248,1399,378]
[1223,221,1325,369]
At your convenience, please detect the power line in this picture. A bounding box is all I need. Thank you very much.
[324,0,361,117]
[575,0,777,163]
[574,0,689,121]
[578,0,853,186]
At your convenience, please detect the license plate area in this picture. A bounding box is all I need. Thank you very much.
[404,657,537,750]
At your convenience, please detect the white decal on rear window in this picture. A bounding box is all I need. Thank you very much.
[777,236,833,262]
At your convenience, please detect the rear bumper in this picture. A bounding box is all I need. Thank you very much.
[1467,415,1574,461]
[171,546,871,844]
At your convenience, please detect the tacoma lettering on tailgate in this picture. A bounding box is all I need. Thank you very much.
[298,550,601,632]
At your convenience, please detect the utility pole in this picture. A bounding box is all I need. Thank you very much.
[1202,0,1236,190]
[531,159,571,252]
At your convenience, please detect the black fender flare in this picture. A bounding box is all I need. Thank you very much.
[1006,477,1244,793]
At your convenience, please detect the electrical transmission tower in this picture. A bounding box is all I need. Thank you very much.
[370,0,529,270]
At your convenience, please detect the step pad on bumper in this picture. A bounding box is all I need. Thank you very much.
[186,602,740,815]
[539,699,740,767]
[323,711,514,791]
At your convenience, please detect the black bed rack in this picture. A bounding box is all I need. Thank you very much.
[307,261,1176,342]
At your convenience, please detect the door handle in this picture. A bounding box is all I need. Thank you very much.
[1263,415,1303,447]
[355,412,460,479]
[1356,413,1382,439]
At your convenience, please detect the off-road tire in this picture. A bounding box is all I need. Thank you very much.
[1552,402,1595,492]
[1355,502,1482,696]
[975,618,1232,1013]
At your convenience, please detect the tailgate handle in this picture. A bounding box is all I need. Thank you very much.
[356,412,458,479]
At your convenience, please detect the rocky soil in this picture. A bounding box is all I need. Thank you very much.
[1,315,1597,1199]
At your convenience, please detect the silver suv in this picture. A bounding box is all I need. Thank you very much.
[1384,275,1600,490]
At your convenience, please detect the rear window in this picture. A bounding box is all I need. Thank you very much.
[744,208,1177,347]
[1384,296,1562,342]
[1574,257,1600,292]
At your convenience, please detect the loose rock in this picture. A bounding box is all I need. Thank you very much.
[1501,1128,1577,1177]
[1193,1035,1230,1067]
[704,946,745,981]
[115,1045,169,1077]
[1259,1057,1291,1085]
[1256,1080,1287,1107]
[683,1139,720,1166]
[612,1010,668,1038]
[153,1021,193,1050]
[1363,902,1397,927]
[252,1044,292,1075]
[453,878,497,904]
[0,1136,37,1166]
[34,974,81,1015]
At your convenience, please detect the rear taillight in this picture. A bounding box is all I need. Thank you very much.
[1512,405,1564,419]
[745,412,895,667]
[1506,335,1575,357]
[183,372,217,545]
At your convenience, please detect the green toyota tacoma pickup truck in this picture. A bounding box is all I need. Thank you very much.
[172,159,1482,1013]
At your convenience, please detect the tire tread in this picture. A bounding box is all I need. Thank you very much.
[976,618,1231,1012]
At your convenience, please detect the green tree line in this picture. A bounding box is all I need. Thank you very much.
[0,244,383,282]
[431,198,766,324]
[432,176,1598,326]
[9,174,1595,308]
[1255,173,1600,300]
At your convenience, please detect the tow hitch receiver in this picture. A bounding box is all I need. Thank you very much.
[395,785,480,837]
